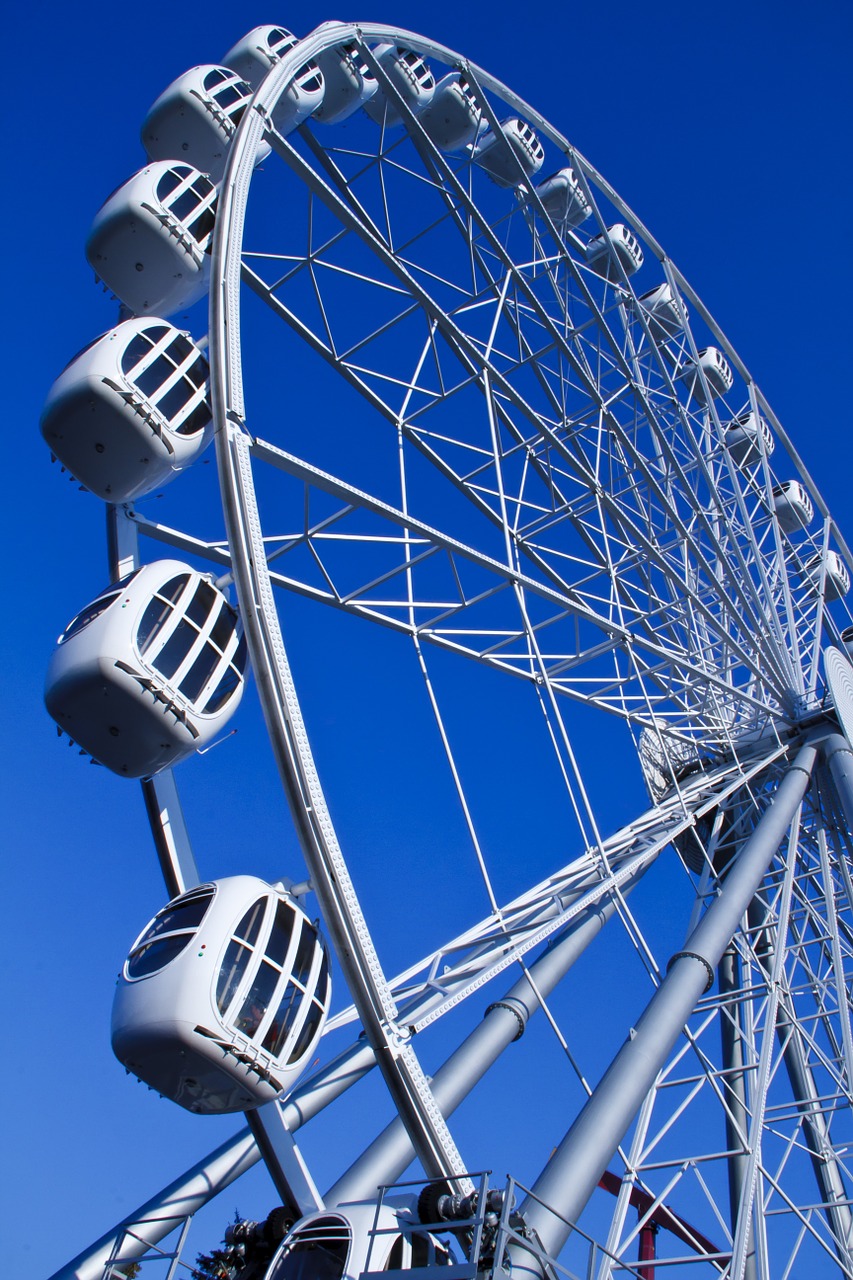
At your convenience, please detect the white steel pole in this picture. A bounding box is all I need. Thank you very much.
[327,872,644,1206]
[516,741,817,1259]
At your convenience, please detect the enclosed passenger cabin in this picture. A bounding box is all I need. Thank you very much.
[677,347,733,405]
[772,481,813,533]
[724,410,774,468]
[586,223,644,281]
[141,65,269,182]
[222,26,325,134]
[86,162,216,317]
[636,282,686,341]
[363,44,435,127]
[473,118,545,188]
[805,551,850,602]
[40,318,211,503]
[264,1201,452,1280]
[45,560,247,777]
[419,71,483,151]
[112,876,330,1113]
[533,167,591,230]
[313,42,378,124]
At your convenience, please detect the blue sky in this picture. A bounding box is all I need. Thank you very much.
[3,1,851,1275]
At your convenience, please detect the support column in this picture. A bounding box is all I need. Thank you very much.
[516,742,817,1260]
[141,769,199,898]
[824,734,853,836]
[247,1104,324,1218]
[749,886,853,1272]
[774,987,853,1269]
[49,1040,377,1280]
[327,869,645,1206]
[718,944,758,1280]
[106,505,203,900]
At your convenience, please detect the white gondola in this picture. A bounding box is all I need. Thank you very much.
[677,346,733,404]
[772,481,814,533]
[419,71,483,152]
[40,318,212,503]
[86,162,216,317]
[112,876,330,1114]
[473,118,545,188]
[636,282,686,340]
[805,551,850,602]
[363,44,435,127]
[585,223,644,281]
[313,41,378,124]
[532,167,591,229]
[222,26,325,133]
[724,410,775,468]
[45,560,247,777]
[141,65,269,181]
[264,1201,452,1280]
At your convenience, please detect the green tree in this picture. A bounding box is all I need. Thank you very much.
[193,1210,244,1280]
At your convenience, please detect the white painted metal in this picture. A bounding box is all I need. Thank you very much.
[86,162,216,316]
[363,43,435,127]
[42,19,853,1280]
[825,647,853,744]
[533,167,591,229]
[472,117,545,187]
[44,559,246,775]
[41,317,212,502]
[141,65,269,180]
[773,478,814,532]
[112,876,330,1113]
[586,222,643,279]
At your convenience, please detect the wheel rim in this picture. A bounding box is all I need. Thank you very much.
[42,22,853,1280]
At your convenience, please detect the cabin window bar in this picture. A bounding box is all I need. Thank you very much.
[215,897,326,1056]
[136,576,244,709]
[156,167,217,249]
[121,327,211,437]
[268,1217,351,1280]
[216,896,268,1014]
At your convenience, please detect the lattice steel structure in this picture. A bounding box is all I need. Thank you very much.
[47,21,853,1280]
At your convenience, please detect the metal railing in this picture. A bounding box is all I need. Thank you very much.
[102,1215,194,1280]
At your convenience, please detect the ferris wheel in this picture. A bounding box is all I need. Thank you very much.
[41,20,853,1280]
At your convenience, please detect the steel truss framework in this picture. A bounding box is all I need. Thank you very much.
[50,21,853,1280]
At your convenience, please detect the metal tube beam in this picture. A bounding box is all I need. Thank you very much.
[718,944,758,1280]
[213,67,470,1179]
[247,1106,324,1219]
[48,1040,376,1280]
[824,734,853,835]
[49,1129,259,1280]
[747,889,853,1272]
[140,771,199,899]
[774,987,853,1269]
[516,742,817,1258]
[327,872,645,1207]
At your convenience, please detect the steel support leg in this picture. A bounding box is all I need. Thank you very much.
[824,734,853,836]
[774,986,853,1271]
[247,1103,324,1218]
[515,742,817,1260]
[718,943,758,1280]
[106,506,203,902]
[327,870,645,1206]
[140,769,199,898]
[47,1040,376,1280]
[746,887,853,1272]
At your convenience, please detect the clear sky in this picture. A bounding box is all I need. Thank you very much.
[3,1,851,1276]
